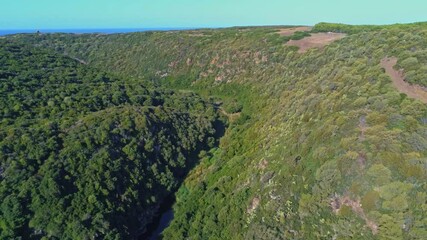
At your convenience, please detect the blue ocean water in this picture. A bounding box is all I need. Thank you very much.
[0,28,194,36]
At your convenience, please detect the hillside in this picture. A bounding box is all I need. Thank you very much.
[4,22,427,239]
[0,41,221,239]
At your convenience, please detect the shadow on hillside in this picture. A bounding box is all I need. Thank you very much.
[139,117,227,240]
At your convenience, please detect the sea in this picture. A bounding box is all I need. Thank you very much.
[0,28,195,36]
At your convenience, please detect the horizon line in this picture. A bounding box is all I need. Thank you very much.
[1,21,427,32]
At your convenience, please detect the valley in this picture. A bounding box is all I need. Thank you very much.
[1,22,427,239]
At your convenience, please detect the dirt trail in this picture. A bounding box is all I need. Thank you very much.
[381,57,427,104]
[74,58,87,65]
[357,116,367,169]
[286,33,346,53]
[329,116,379,234]
[277,26,312,36]
[331,194,378,234]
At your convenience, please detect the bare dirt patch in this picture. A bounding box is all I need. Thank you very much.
[72,57,87,65]
[258,159,268,170]
[277,26,312,36]
[286,33,346,53]
[381,57,427,104]
[247,197,260,214]
[187,33,207,37]
[331,194,378,234]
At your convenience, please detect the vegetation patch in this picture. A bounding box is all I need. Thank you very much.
[0,41,222,239]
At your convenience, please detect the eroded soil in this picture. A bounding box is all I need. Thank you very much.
[381,57,427,104]
[286,33,346,53]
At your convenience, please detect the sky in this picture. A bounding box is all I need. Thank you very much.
[1,0,426,29]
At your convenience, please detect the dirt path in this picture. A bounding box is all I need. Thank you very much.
[381,57,427,104]
[71,57,87,65]
[277,26,311,36]
[331,194,378,234]
[286,33,346,53]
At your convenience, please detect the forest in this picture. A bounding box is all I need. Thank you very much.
[1,22,427,239]
[0,40,221,239]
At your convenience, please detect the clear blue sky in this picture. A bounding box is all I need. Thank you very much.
[1,0,426,29]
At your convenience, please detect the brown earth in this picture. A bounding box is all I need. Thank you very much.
[258,159,268,170]
[247,197,260,214]
[286,33,346,53]
[380,57,427,104]
[331,194,378,234]
[277,26,312,36]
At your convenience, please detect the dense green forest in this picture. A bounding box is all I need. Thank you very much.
[0,41,221,239]
[3,22,427,239]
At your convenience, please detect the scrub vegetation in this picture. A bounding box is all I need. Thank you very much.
[2,22,427,239]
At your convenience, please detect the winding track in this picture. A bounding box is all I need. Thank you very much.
[381,57,427,104]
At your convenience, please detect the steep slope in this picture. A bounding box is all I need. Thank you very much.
[8,23,427,239]
[0,41,220,239]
